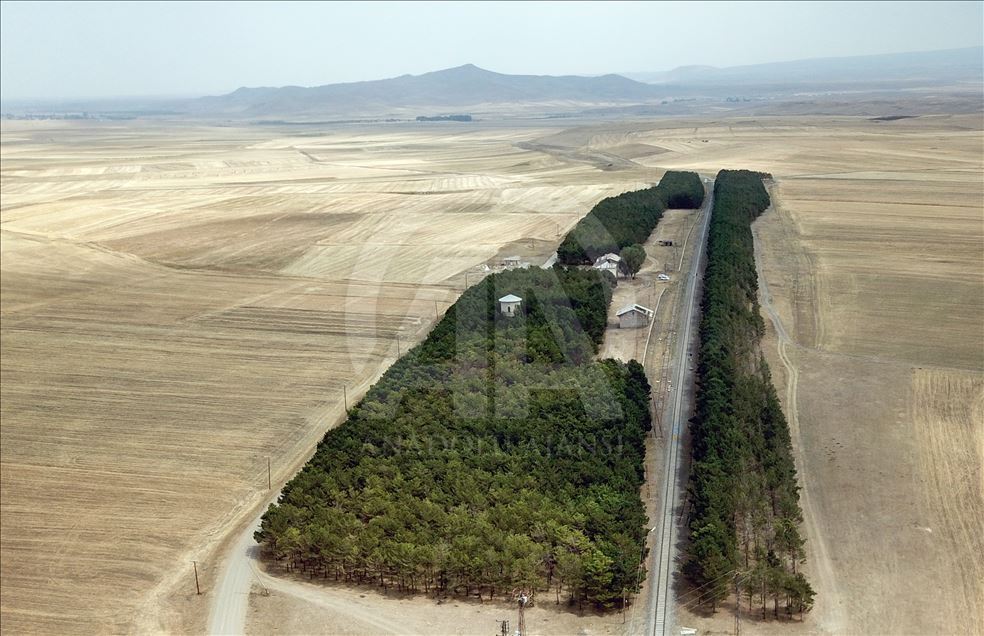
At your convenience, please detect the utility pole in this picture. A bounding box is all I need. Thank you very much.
[435,300,440,319]
[193,560,201,595]
[396,335,401,357]
[517,592,528,636]
[267,457,271,490]
[343,386,348,411]
[653,390,664,438]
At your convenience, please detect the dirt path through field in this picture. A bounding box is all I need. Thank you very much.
[752,202,849,634]
[748,172,983,635]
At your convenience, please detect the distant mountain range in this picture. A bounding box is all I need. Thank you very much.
[625,46,983,87]
[186,47,981,120]
[4,47,980,120]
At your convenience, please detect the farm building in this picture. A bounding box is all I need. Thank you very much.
[501,255,523,269]
[617,303,654,329]
[593,253,621,275]
[499,294,523,316]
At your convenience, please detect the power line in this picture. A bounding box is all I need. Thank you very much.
[675,568,744,605]
[675,568,738,602]
[676,572,753,614]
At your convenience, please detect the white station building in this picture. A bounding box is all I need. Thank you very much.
[593,253,621,275]
[617,303,655,329]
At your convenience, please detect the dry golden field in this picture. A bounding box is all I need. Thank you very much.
[2,113,981,636]
[0,120,651,634]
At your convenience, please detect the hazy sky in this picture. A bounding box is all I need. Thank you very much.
[2,1,982,100]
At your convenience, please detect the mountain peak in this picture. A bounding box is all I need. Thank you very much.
[430,63,493,76]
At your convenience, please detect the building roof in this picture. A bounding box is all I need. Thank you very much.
[593,253,621,266]
[616,303,654,317]
[502,255,522,261]
[499,294,523,303]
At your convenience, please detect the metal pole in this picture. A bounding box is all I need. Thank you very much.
[193,561,201,595]
[343,386,348,411]
[517,594,527,636]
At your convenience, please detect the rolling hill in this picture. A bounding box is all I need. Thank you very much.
[191,64,666,119]
[626,46,984,89]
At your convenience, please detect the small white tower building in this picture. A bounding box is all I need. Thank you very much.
[499,294,523,316]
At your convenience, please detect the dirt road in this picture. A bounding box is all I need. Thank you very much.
[208,511,407,635]
[208,515,261,635]
[752,198,850,634]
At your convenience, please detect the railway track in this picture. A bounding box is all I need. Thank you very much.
[642,180,713,636]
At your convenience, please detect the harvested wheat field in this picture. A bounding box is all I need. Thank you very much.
[591,114,981,635]
[0,120,653,634]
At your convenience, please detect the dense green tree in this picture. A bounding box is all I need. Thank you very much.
[683,170,814,619]
[581,549,616,606]
[684,521,734,611]
[619,244,646,278]
[558,171,704,264]
[256,265,653,607]
[655,170,705,208]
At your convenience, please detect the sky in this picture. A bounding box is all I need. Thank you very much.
[1,0,982,100]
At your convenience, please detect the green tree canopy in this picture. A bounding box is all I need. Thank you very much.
[557,171,704,264]
[683,169,814,619]
[619,244,646,278]
[256,266,653,608]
